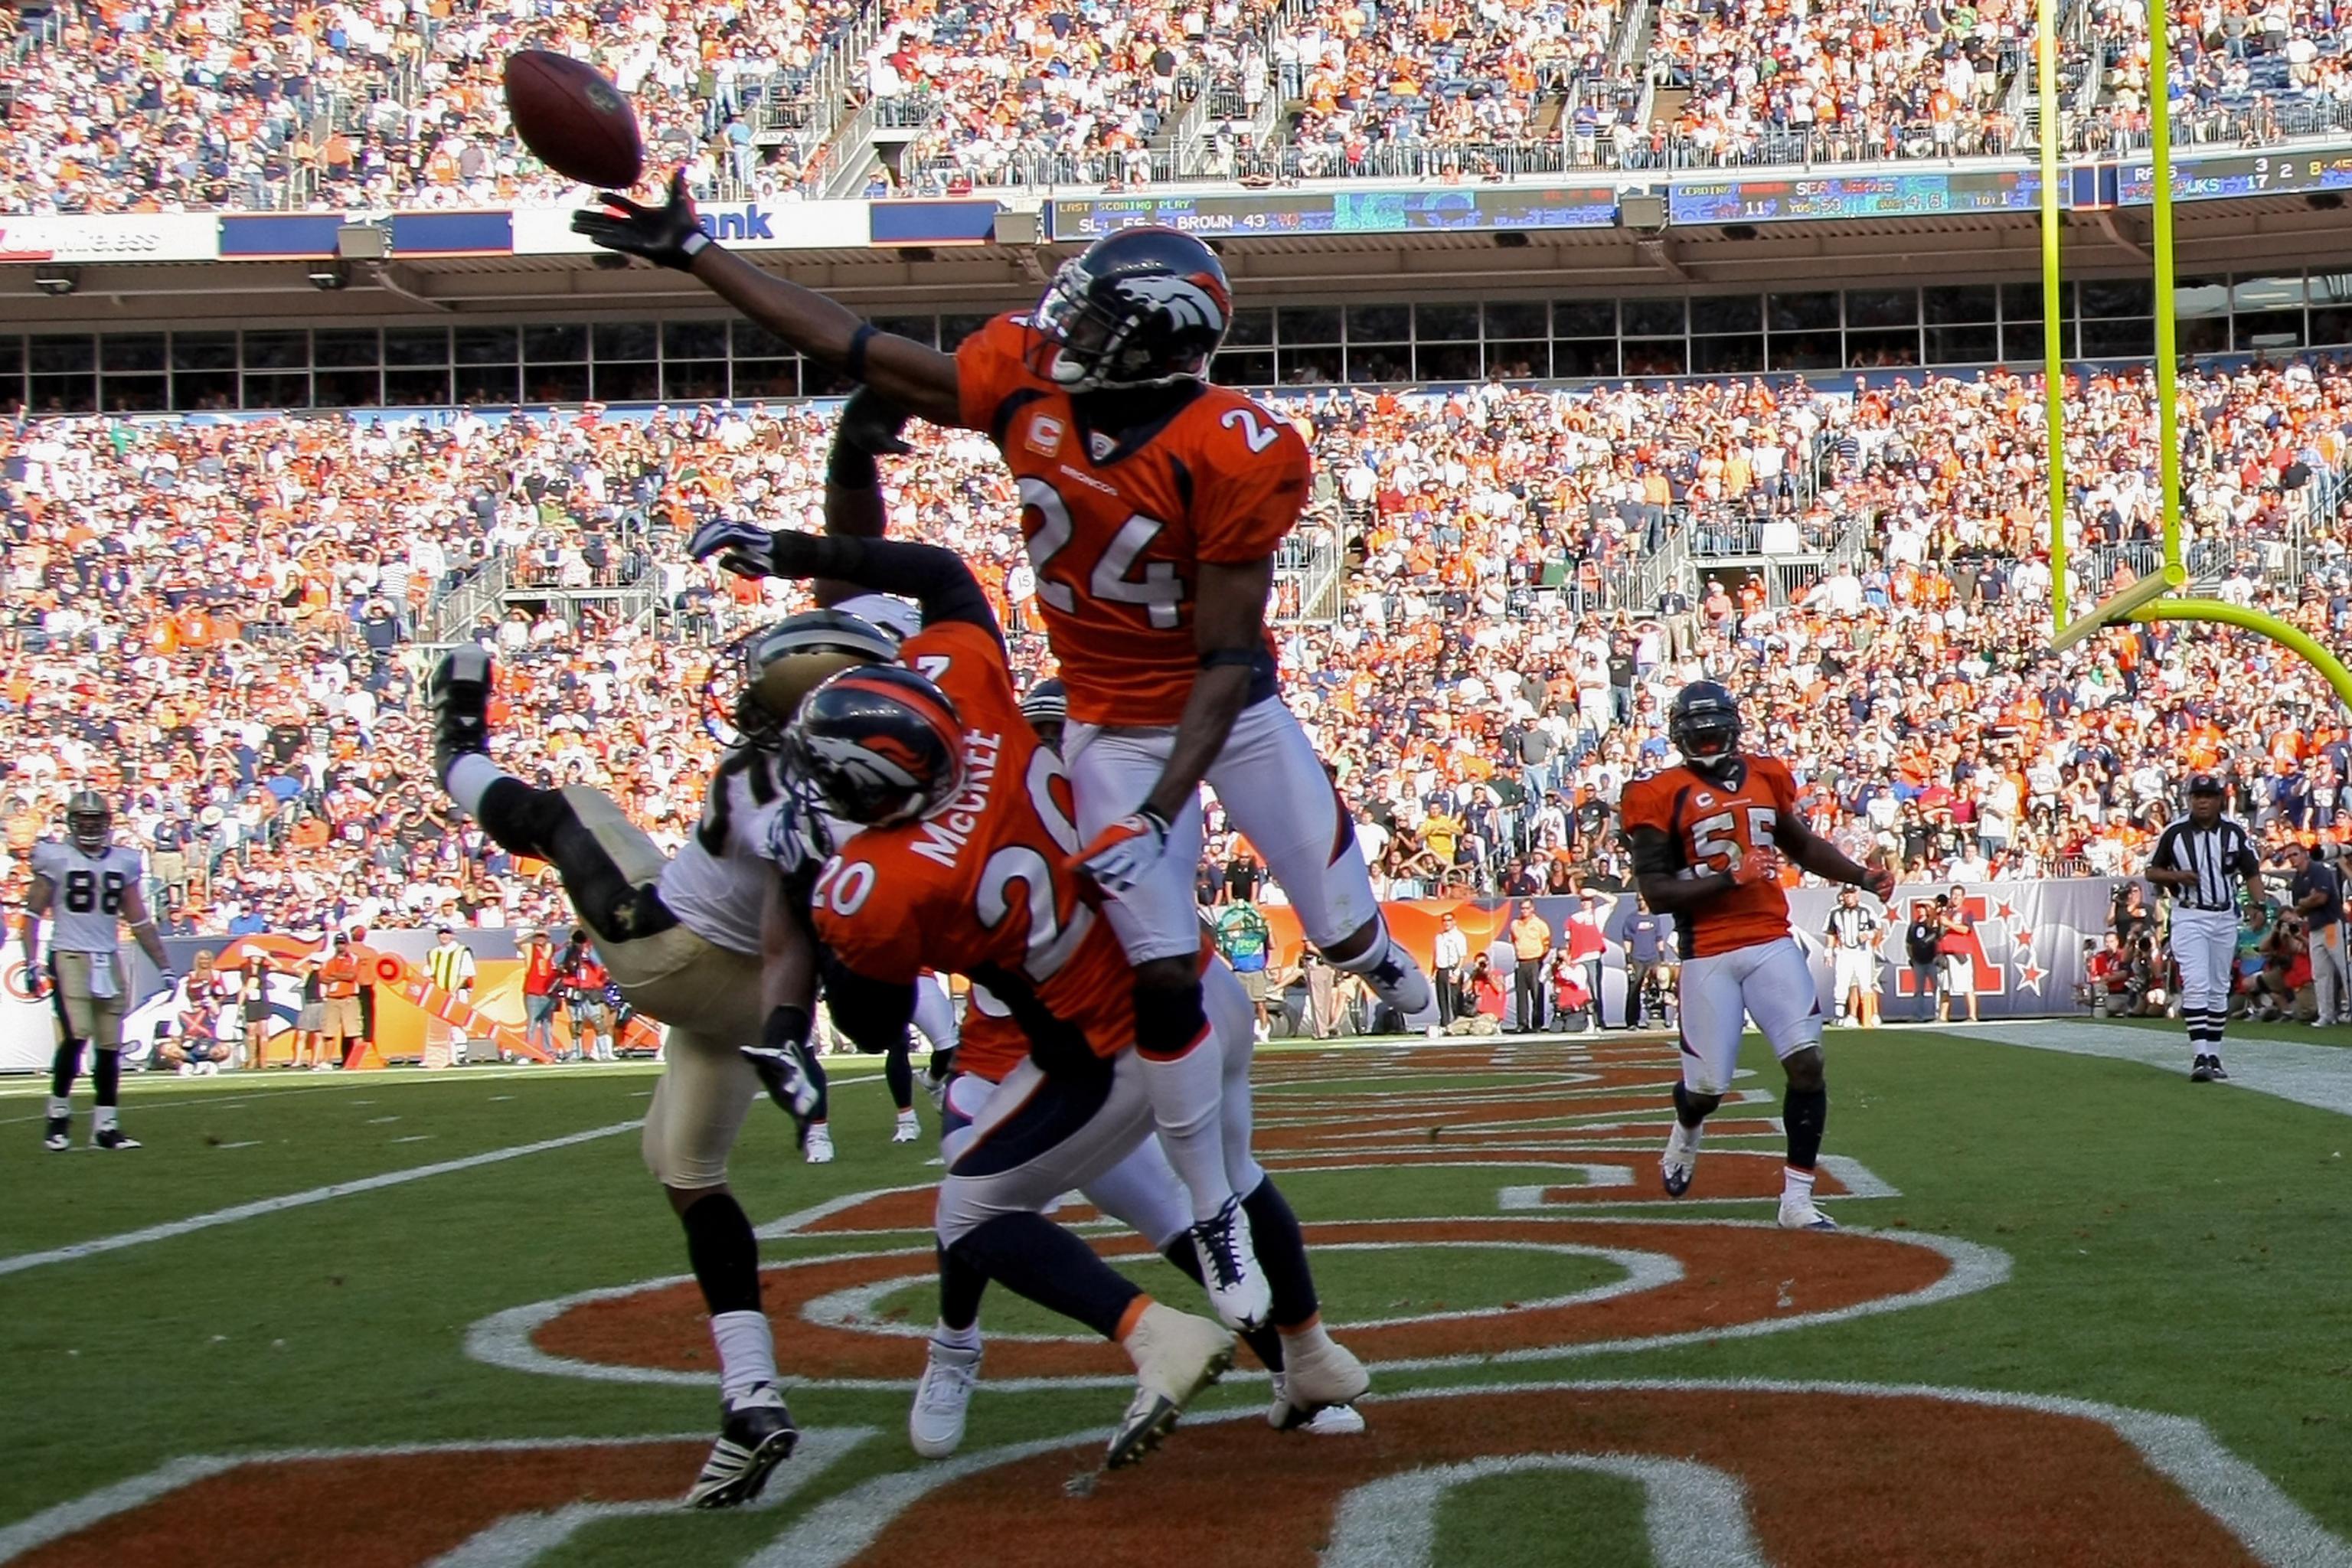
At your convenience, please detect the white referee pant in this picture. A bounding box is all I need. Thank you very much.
[2168,907,2239,1015]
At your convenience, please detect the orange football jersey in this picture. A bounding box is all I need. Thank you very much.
[1618,756,1802,959]
[954,985,1028,1083]
[955,313,1309,726]
[810,619,1139,1061]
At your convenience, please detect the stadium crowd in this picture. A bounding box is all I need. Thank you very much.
[4,356,2352,943]
[5,0,2352,211]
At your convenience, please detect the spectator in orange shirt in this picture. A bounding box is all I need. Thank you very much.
[318,935,364,1070]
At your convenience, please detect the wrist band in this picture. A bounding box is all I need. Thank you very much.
[846,322,877,381]
[679,229,710,260]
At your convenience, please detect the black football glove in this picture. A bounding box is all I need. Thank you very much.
[837,386,913,457]
[570,169,708,270]
[685,518,831,581]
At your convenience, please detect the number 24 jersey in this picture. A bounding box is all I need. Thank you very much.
[807,619,1141,1063]
[955,313,1310,727]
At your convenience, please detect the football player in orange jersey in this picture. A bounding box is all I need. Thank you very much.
[690,511,1370,1469]
[1619,681,1896,1232]
[579,192,1444,1318]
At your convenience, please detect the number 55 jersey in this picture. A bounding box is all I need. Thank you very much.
[807,619,1165,1063]
[953,313,1309,727]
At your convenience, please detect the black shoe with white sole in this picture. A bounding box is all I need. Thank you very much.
[2189,1056,2214,1083]
[91,1127,140,1150]
[2207,1058,2230,1082]
[684,1385,799,1509]
[429,647,494,784]
[43,1117,69,1152]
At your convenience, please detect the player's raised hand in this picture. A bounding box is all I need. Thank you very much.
[686,518,776,578]
[1864,864,1897,902]
[570,169,707,270]
[1729,846,1786,887]
[838,387,913,456]
[1069,807,1172,897]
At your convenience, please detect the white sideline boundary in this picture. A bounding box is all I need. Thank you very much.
[0,1120,639,1277]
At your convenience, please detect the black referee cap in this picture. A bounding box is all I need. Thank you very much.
[2187,773,2225,795]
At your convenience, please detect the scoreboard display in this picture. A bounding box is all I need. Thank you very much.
[1668,170,2040,224]
[2118,149,2352,204]
[1047,186,1622,241]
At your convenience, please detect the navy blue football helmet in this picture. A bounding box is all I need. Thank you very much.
[781,664,966,828]
[1668,681,1743,776]
[1028,226,1232,391]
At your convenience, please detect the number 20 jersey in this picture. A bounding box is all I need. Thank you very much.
[30,840,145,954]
[1617,756,1800,959]
[808,619,1140,1063]
[955,313,1311,727]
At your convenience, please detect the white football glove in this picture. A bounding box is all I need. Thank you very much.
[1070,807,1171,897]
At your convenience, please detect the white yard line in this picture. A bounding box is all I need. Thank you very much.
[1969,1021,2352,1119]
[0,1120,638,1278]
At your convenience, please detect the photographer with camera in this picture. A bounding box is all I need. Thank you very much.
[2256,908,2314,1022]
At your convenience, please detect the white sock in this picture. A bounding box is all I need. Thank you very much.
[897,1107,919,1124]
[444,753,510,818]
[933,1318,982,1353]
[94,1105,119,1133]
[46,1096,69,1121]
[1782,1165,1815,1204]
[710,1309,779,1403]
[1279,1319,1333,1358]
[1142,1047,1233,1222]
[1668,1119,1703,1157]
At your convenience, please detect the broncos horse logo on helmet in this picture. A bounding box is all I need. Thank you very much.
[1027,226,1232,391]
[704,609,903,750]
[65,789,112,853]
[1668,681,1743,776]
[782,665,966,829]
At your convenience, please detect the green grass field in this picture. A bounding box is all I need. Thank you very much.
[3,1024,2349,1567]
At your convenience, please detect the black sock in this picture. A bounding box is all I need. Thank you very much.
[1164,1233,1283,1370]
[475,776,552,858]
[49,1040,83,1100]
[936,1242,989,1332]
[678,1191,763,1315]
[1784,1086,1828,1170]
[1132,976,1209,1061]
[949,1214,1140,1341]
[885,1040,913,1112]
[1240,1178,1320,1331]
[1672,1080,1707,1131]
[91,1047,122,1109]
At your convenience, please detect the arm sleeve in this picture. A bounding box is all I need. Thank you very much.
[821,954,916,1056]
[2144,827,2177,875]
[1194,412,1312,564]
[799,535,1001,639]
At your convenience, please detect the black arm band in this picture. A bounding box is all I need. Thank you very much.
[845,322,877,381]
[1199,646,1259,670]
[762,1004,812,1052]
[828,443,880,488]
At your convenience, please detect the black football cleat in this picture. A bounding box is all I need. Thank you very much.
[43,1116,70,1152]
[2206,1058,2230,1082]
[430,647,495,784]
[2189,1056,2213,1083]
[684,1384,799,1509]
[91,1126,140,1150]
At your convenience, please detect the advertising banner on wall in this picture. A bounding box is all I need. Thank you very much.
[0,212,218,263]
[508,199,871,255]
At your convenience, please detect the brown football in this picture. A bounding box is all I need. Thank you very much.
[502,51,644,190]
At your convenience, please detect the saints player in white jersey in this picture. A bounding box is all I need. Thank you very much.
[429,607,897,1511]
[24,791,176,1152]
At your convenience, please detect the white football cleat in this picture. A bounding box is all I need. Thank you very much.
[1777,1196,1839,1231]
[1269,1365,1370,1433]
[908,1338,982,1459]
[803,1125,835,1165]
[1108,1302,1233,1468]
[892,1110,920,1145]
[1189,1195,1272,1331]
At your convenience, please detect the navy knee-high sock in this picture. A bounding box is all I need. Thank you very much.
[1241,1178,1321,1330]
[1783,1086,1828,1171]
[936,1243,989,1332]
[885,1040,914,1112]
[678,1191,762,1315]
[949,1214,1140,1341]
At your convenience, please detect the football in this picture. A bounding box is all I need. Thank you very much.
[501,51,644,191]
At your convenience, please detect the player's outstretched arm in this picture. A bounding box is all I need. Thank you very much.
[1774,815,1896,900]
[691,527,1001,643]
[571,173,961,427]
[815,390,908,605]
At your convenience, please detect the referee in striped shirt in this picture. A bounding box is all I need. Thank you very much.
[2144,776,2263,1083]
